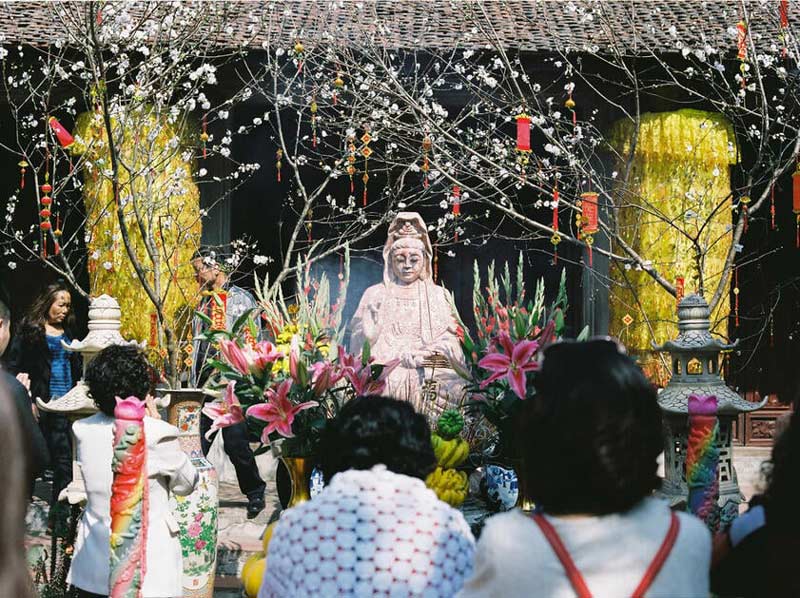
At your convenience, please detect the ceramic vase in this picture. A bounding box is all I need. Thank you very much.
[167,389,218,598]
[282,456,313,508]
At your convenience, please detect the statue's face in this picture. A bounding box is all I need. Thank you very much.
[392,247,424,284]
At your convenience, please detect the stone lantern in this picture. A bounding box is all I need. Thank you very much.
[654,293,765,526]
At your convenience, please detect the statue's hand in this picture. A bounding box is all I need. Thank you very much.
[401,351,426,368]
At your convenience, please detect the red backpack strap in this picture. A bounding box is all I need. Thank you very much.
[631,512,680,598]
[531,512,593,598]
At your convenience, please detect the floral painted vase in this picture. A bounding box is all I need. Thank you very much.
[167,389,218,598]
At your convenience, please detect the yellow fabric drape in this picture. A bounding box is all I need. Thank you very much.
[608,109,736,384]
[73,110,201,370]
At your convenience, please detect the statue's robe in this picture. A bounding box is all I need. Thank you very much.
[350,279,466,418]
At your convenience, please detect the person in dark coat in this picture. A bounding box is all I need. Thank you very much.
[0,298,50,499]
[5,281,81,505]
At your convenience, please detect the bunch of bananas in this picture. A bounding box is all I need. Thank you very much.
[426,467,469,506]
[426,409,470,506]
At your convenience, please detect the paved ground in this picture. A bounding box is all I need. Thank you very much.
[26,446,772,597]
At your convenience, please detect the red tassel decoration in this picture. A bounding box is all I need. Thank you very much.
[565,94,576,127]
[780,0,789,58]
[276,149,283,182]
[579,191,599,268]
[771,184,776,230]
[737,20,748,88]
[150,313,158,347]
[333,73,344,106]
[421,135,432,188]
[740,196,750,233]
[433,245,439,282]
[676,277,685,306]
[54,214,62,255]
[361,130,372,206]
[18,161,27,189]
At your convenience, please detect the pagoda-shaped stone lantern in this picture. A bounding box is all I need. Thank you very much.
[654,293,765,526]
[37,294,146,502]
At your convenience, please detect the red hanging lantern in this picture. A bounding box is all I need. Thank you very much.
[676,277,685,305]
[578,191,599,267]
[551,185,561,264]
[18,161,28,189]
[793,163,800,247]
[48,116,74,149]
[780,0,789,58]
[515,113,531,152]
[736,20,748,87]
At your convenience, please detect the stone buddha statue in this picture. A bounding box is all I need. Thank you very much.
[350,212,466,417]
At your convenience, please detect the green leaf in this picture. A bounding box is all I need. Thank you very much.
[194,310,213,326]
[231,308,256,336]
[361,339,371,366]
[576,325,591,341]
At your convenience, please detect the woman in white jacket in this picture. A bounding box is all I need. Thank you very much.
[67,345,198,598]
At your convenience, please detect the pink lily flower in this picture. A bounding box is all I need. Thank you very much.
[219,339,250,376]
[289,336,301,382]
[243,341,283,377]
[344,358,400,397]
[337,345,359,374]
[309,360,344,396]
[247,379,316,441]
[200,382,244,440]
[478,333,540,399]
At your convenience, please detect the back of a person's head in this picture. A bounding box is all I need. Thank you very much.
[520,339,662,516]
[0,383,34,598]
[319,396,436,484]
[85,344,152,417]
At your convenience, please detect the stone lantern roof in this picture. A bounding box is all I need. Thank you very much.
[654,293,765,417]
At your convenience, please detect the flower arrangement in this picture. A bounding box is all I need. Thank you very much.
[450,255,584,461]
[196,249,398,458]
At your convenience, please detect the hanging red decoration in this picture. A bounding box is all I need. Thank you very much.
[793,163,800,247]
[740,195,750,233]
[48,117,74,149]
[306,209,313,242]
[361,129,372,207]
[770,184,776,230]
[18,161,28,189]
[452,185,461,242]
[433,244,439,283]
[676,277,685,305]
[578,191,599,267]
[208,290,228,331]
[310,97,318,148]
[333,72,344,106]
[200,113,209,159]
[421,135,432,188]
[515,113,531,175]
[551,185,561,264]
[780,0,789,58]
[736,20,748,88]
[276,148,283,182]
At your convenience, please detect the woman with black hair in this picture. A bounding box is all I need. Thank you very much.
[6,280,81,505]
[711,402,799,596]
[259,396,476,598]
[458,340,711,598]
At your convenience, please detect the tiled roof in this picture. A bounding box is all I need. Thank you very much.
[0,1,792,54]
